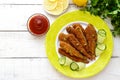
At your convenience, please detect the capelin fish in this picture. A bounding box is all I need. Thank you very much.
[85,24,97,59]
[60,41,87,60]
[66,26,87,49]
[72,23,85,34]
[58,48,89,63]
[58,33,92,60]
[67,34,92,60]
[58,33,69,43]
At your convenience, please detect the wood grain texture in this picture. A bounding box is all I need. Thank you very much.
[0,4,78,30]
[0,0,43,4]
[0,0,73,4]
[0,58,120,80]
[0,32,46,57]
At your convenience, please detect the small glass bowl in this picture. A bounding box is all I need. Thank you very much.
[27,13,50,36]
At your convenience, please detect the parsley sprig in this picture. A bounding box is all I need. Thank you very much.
[85,0,120,36]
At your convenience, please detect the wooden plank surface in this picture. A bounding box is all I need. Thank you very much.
[0,0,73,4]
[0,58,120,80]
[0,0,43,4]
[0,4,78,30]
[0,32,46,57]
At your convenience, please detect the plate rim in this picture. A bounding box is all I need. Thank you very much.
[45,10,113,78]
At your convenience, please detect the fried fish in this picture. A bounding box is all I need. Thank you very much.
[66,26,87,48]
[58,48,89,63]
[72,23,85,34]
[58,33,92,60]
[60,41,87,60]
[67,34,92,60]
[58,33,69,43]
[85,24,97,58]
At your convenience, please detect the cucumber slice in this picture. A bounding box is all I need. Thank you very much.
[97,43,106,51]
[95,43,106,56]
[97,29,106,43]
[97,34,106,43]
[70,62,85,71]
[58,56,72,66]
[70,62,79,71]
[95,47,103,56]
[98,29,106,37]
[58,56,66,66]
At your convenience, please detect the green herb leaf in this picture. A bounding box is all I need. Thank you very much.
[85,0,120,36]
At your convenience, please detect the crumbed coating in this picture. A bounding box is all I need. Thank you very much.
[58,33,69,43]
[72,23,85,34]
[58,48,89,63]
[60,41,87,60]
[85,24,97,58]
[66,26,87,48]
[67,34,92,60]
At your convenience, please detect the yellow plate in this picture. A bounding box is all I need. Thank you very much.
[45,10,113,78]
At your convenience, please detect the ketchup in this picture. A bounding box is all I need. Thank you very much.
[27,13,50,36]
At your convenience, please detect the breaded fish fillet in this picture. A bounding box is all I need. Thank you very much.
[60,41,87,60]
[66,26,87,48]
[67,34,92,60]
[58,48,89,63]
[58,33,91,60]
[58,33,69,43]
[85,24,97,58]
[72,23,85,34]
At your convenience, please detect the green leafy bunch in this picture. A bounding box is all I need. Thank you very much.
[85,0,120,36]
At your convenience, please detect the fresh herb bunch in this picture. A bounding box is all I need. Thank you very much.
[85,0,120,36]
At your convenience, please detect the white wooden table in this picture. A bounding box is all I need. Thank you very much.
[0,0,120,80]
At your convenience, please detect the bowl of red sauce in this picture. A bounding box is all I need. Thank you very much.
[27,13,50,36]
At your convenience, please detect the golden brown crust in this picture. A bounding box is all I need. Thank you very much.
[66,26,74,34]
[60,41,87,60]
[66,26,87,48]
[58,33,69,43]
[85,24,97,58]
[67,34,92,60]
[58,48,89,63]
[72,23,85,34]
[58,33,92,60]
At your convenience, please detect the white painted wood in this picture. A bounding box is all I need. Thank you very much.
[0,32,119,57]
[0,58,119,80]
[0,32,47,57]
[0,0,43,4]
[0,5,78,30]
[0,0,73,4]
[113,36,120,57]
